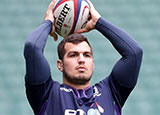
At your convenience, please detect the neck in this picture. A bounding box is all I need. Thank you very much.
[63,78,91,90]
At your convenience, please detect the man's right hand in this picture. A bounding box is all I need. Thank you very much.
[44,0,58,41]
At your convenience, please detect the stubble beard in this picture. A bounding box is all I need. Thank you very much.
[63,68,92,85]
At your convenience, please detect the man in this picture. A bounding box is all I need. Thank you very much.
[24,0,143,115]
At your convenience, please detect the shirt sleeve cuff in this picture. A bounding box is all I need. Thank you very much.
[42,20,53,33]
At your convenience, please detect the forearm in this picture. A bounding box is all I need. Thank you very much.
[95,17,143,87]
[24,20,52,84]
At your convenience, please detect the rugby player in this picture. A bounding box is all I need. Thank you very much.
[24,0,143,114]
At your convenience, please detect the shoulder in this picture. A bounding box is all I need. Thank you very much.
[92,76,111,95]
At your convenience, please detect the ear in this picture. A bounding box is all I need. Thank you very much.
[57,59,63,72]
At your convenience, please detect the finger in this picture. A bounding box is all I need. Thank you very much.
[48,1,55,11]
[88,0,94,8]
[87,0,92,10]
[50,26,58,41]
[52,0,57,4]
[51,33,58,41]
[44,2,54,21]
[50,30,58,41]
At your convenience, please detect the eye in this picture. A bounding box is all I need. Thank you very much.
[68,52,78,57]
[84,52,92,58]
[70,54,77,57]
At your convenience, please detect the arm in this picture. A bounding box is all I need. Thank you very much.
[95,17,143,110]
[24,20,53,114]
[24,20,52,84]
[23,1,57,114]
[24,1,57,84]
[95,18,143,88]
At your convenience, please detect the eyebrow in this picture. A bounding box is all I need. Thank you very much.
[67,51,92,56]
[68,51,92,54]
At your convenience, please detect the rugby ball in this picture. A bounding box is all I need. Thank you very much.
[53,0,90,37]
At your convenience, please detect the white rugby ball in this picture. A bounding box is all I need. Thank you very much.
[53,0,90,37]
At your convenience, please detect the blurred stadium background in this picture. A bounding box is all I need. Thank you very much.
[0,0,160,114]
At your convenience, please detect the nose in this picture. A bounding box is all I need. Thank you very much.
[78,54,85,64]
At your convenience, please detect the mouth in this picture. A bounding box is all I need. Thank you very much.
[76,66,87,71]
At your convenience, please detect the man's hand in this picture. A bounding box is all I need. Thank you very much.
[44,0,58,41]
[75,0,101,34]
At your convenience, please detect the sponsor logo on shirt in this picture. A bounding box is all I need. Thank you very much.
[64,102,104,115]
[65,109,85,115]
[60,87,73,92]
[65,108,101,115]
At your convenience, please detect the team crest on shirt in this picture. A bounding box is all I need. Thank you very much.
[93,86,101,97]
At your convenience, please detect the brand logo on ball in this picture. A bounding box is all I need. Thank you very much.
[55,3,71,35]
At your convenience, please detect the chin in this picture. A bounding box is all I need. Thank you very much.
[64,74,91,85]
[63,68,93,85]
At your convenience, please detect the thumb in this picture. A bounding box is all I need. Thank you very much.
[50,32,58,41]
[50,25,58,41]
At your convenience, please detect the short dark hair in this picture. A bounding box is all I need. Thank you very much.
[57,34,92,60]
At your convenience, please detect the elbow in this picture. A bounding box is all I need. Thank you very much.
[129,43,143,60]
[127,44,143,67]
[24,40,35,58]
[135,44,143,60]
[25,40,34,49]
[130,45,143,69]
[24,39,43,59]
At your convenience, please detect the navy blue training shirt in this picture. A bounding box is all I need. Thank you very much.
[24,17,143,115]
